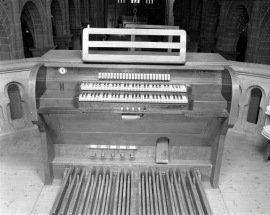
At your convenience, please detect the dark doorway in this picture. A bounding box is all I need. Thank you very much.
[236,30,248,62]
[21,18,34,58]
[247,88,262,124]
[7,84,24,120]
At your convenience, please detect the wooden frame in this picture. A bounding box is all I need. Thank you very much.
[82,27,186,64]
[124,24,179,52]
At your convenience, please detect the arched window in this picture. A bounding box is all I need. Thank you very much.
[247,88,262,124]
[7,84,23,120]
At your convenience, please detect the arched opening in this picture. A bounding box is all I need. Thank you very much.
[7,84,24,120]
[236,24,248,62]
[224,4,249,56]
[0,20,11,60]
[247,88,262,124]
[51,0,64,37]
[21,1,45,57]
[21,17,34,58]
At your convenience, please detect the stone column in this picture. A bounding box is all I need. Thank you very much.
[10,0,24,59]
[188,0,202,42]
[71,29,82,50]
[198,0,215,52]
[30,47,56,57]
[46,0,54,47]
[198,38,217,52]
[245,1,263,63]
[53,35,72,49]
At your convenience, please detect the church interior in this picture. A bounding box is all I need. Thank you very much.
[0,0,270,214]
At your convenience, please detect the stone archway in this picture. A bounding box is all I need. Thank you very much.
[20,1,45,57]
[223,4,249,53]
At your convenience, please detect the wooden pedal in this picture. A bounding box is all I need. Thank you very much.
[156,137,170,164]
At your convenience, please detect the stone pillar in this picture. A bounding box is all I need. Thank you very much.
[53,35,72,49]
[188,0,202,42]
[10,0,24,59]
[198,0,216,52]
[245,1,263,63]
[167,0,174,26]
[198,37,217,52]
[212,49,240,61]
[46,0,54,47]
[30,47,56,57]
[71,29,83,50]
[216,0,228,51]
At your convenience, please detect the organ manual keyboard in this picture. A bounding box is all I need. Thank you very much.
[29,27,239,215]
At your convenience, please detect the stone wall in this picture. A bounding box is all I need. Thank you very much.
[0,0,92,59]
[174,0,270,65]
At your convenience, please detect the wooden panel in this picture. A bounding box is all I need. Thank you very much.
[56,113,208,134]
[61,132,209,146]
[53,145,211,163]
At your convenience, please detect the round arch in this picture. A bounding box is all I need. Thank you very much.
[20,1,45,49]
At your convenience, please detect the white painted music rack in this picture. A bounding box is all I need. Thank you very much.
[82,26,186,64]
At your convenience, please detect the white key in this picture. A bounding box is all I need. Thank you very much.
[135,73,138,80]
[161,74,165,81]
[79,94,83,101]
[168,74,170,81]
[147,74,150,80]
[142,74,145,80]
[183,96,188,103]
[150,74,153,80]
[81,83,85,90]
[132,73,135,80]
[164,74,168,81]
[158,74,162,81]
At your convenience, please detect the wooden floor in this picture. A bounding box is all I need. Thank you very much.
[0,129,270,215]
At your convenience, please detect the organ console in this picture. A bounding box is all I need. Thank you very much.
[29,28,239,215]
